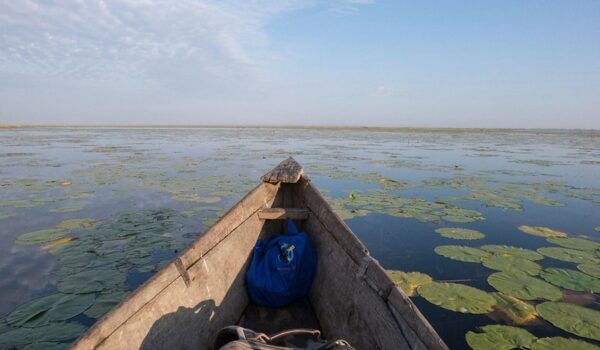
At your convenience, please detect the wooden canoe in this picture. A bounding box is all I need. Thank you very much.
[71,157,448,350]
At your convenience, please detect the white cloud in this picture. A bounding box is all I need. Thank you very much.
[0,0,304,83]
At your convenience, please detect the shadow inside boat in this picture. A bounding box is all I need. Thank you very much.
[140,299,219,350]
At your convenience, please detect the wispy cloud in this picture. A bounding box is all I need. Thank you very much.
[0,0,304,82]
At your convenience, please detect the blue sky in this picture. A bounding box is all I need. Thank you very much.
[0,0,598,128]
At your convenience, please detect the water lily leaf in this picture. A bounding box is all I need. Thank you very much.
[15,228,69,245]
[84,291,129,319]
[465,325,537,350]
[24,342,69,350]
[531,337,600,350]
[596,227,600,233]
[434,245,490,263]
[417,282,495,314]
[481,254,542,275]
[537,247,599,264]
[480,245,543,261]
[540,268,600,293]
[537,302,600,341]
[41,237,78,252]
[7,293,95,328]
[546,237,600,251]
[0,211,16,220]
[435,227,484,240]
[490,292,538,324]
[0,322,86,348]
[578,264,600,278]
[518,225,567,238]
[488,271,562,301]
[49,205,85,213]
[387,271,433,296]
[57,269,126,294]
[171,194,221,203]
[56,218,99,231]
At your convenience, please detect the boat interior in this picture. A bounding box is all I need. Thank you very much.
[71,158,446,350]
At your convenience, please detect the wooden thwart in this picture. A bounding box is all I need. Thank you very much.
[258,208,310,220]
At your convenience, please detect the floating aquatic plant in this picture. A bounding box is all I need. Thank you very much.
[578,263,600,278]
[434,245,490,263]
[417,282,495,314]
[465,325,537,350]
[518,225,567,238]
[49,205,85,213]
[0,210,16,220]
[481,254,542,276]
[7,293,94,328]
[0,322,86,349]
[84,291,129,319]
[490,292,538,324]
[56,218,99,231]
[540,268,600,293]
[480,245,543,261]
[15,228,69,245]
[435,227,485,240]
[537,247,599,264]
[530,337,600,350]
[387,271,432,296]
[547,237,600,251]
[487,271,562,301]
[536,302,600,341]
[57,269,126,294]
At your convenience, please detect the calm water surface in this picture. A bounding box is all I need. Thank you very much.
[0,127,599,349]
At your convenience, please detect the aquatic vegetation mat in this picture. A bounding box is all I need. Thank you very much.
[518,225,567,238]
[434,227,484,240]
[546,237,600,251]
[417,282,495,314]
[537,247,599,264]
[536,302,600,341]
[487,271,562,301]
[7,293,94,328]
[530,337,600,350]
[490,292,537,324]
[540,268,600,293]
[480,245,543,261]
[0,322,86,349]
[434,245,490,263]
[481,254,542,275]
[465,325,537,350]
[15,229,69,245]
[387,271,432,296]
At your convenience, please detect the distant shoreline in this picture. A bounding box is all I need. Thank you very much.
[0,124,598,133]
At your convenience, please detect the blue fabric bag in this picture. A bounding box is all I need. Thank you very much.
[245,219,317,308]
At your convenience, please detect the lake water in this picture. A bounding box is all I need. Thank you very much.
[0,127,599,349]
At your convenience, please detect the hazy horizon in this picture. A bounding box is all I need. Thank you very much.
[1,1,599,129]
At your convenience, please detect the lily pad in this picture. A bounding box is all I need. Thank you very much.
[41,237,79,252]
[481,254,542,275]
[7,293,95,328]
[49,205,85,213]
[171,194,221,203]
[537,302,600,341]
[56,218,99,231]
[84,291,129,319]
[435,227,485,240]
[417,282,495,314]
[0,211,16,220]
[490,292,538,324]
[537,247,599,264]
[480,245,543,261]
[0,322,86,348]
[518,225,567,238]
[596,227,600,233]
[531,337,600,350]
[24,342,69,350]
[15,228,69,245]
[578,263,600,278]
[540,268,600,293]
[57,269,126,294]
[434,245,490,263]
[488,271,562,301]
[387,271,433,296]
[465,325,537,350]
[547,237,600,251]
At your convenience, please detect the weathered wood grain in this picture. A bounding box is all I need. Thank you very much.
[257,208,310,220]
[260,157,304,184]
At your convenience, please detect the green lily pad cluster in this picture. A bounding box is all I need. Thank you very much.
[387,271,432,296]
[418,282,496,314]
[435,227,485,240]
[518,225,567,238]
[537,302,600,341]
